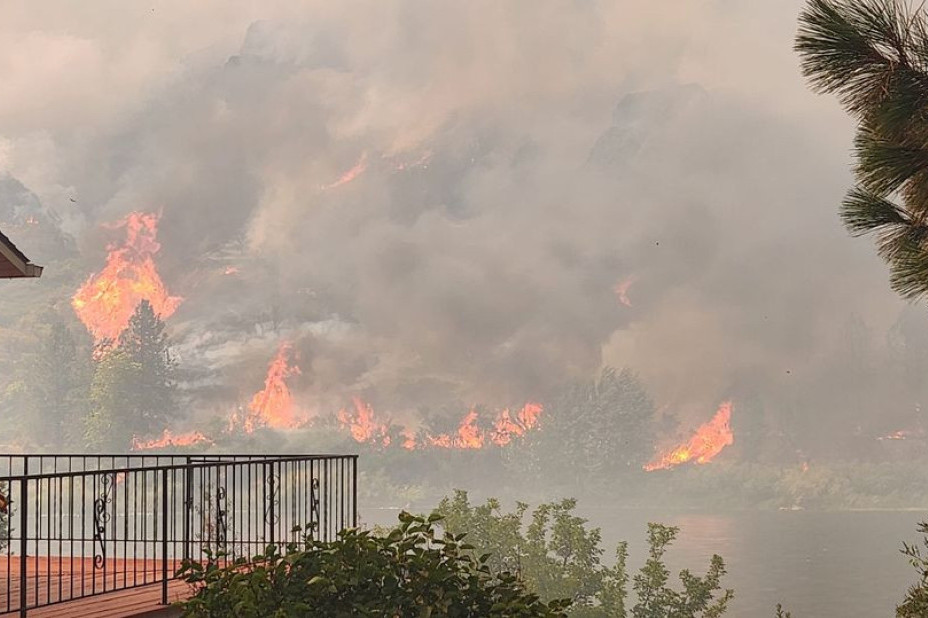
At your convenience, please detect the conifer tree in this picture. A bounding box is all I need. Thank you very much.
[86,300,178,449]
[797,0,928,299]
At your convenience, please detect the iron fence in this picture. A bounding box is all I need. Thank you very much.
[0,454,358,616]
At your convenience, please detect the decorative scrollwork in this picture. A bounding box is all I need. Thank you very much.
[92,472,115,569]
[215,486,228,546]
[309,477,320,533]
[264,472,280,526]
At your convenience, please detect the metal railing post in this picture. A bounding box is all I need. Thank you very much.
[352,456,358,528]
[183,457,192,562]
[161,468,168,605]
[19,461,27,618]
[267,463,276,548]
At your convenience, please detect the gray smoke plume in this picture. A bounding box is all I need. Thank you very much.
[1,0,923,455]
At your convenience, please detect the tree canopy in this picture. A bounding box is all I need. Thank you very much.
[85,300,178,449]
[797,0,928,299]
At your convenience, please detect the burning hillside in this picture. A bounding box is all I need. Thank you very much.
[72,212,181,343]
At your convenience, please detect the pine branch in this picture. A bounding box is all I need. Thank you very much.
[841,186,912,234]
[854,123,928,194]
[796,0,928,120]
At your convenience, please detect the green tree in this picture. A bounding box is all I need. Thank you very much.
[85,300,178,449]
[512,368,655,486]
[797,0,928,299]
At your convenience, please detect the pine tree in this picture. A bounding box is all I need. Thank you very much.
[27,320,92,447]
[797,0,928,299]
[86,300,178,449]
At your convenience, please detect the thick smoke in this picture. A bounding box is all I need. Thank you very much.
[1,0,924,455]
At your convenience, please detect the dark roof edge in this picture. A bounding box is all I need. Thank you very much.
[0,228,43,278]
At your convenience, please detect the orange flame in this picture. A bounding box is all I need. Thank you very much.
[644,401,734,471]
[491,402,543,446]
[323,153,368,190]
[878,430,916,441]
[336,399,544,450]
[337,397,391,447]
[239,343,306,433]
[614,275,637,308]
[131,429,213,451]
[427,404,543,449]
[72,212,182,342]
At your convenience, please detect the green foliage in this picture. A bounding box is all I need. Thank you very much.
[775,604,792,618]
[512,368,655,486]
[797,0,928,299]
[437,490,733,617]
[897,521,928,616]
[177,512,571,617]
[631,524,731,618]
[86,300,178,449]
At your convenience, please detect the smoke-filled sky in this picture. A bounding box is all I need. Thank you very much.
[0,0,922,443]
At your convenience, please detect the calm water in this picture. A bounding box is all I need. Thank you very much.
[364,507,923,617]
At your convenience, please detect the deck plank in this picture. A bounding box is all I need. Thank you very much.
[0,557,192,617]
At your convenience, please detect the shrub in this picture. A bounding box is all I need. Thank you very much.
[437,490,733,617]
[177,511,570,617]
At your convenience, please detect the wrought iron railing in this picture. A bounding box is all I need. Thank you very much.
[0,454,358,616]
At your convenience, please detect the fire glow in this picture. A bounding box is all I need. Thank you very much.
[336,400,543,450]
[323,153,368,190]
[72,212,182,342]
[644,401,734,471]
[337,398,392,447]
[237,343,307,433]
[614,275,637,308]
[131,429,213,451]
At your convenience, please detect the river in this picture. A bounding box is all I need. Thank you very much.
[363,507,923,617]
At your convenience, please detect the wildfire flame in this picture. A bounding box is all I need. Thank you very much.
[238,343,306,433]
[336,399,543,450]
[131,429,213,451]
[429,410,485,449]
[72,212,182,342]
[427,402,544,449]
[644,401,734,471]
[490,402,543,446]
[877,430,919,441]
[614,275,637,308]
[323,153,368,190]
[337,397,392,447]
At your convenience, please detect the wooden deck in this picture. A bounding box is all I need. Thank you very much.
[0,557,191,617]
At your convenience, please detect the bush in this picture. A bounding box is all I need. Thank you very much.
[178,492,739,617]
[437,490,733,617]
[177,511,570,617]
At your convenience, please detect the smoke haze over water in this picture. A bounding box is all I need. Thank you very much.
[0,0,923,454]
